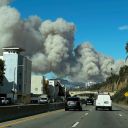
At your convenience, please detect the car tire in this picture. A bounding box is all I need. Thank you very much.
[65,108,68,111]
[95,107,98,110]
[109,107,112,111]
[79,107,82,111]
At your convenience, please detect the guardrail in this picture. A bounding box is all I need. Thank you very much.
[0,102,64,123]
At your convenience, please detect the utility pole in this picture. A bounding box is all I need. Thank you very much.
[111,68,114,92]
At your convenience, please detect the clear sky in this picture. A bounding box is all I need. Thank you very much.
[11,0,128,60]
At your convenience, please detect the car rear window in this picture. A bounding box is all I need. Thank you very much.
[41,98,47,100]
[87,98,93,101]
[0,97,5,100]
[97,95,111,100]
[67,97,80,101]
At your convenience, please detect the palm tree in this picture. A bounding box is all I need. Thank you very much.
[125,42,128,62]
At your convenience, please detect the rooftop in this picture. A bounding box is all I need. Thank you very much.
[2,46,25,53]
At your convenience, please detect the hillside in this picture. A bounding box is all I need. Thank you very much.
[89,65,128,104]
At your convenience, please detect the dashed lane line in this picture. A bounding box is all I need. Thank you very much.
[72,112,89,127]
[85,113,88,116]
[72,122,79,127]
[118,114,123,117]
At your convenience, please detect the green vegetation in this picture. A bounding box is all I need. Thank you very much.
[112,86,128,104]
[88,64,128,104]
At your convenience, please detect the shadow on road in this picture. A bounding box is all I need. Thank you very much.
[66,109,89,112]
[111,109,121,111]
[96,109,121,111]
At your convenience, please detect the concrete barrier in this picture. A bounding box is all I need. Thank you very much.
[0,102,64,123]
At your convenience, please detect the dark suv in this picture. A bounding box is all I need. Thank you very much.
[85,97,94,105]
[65,97,82,111]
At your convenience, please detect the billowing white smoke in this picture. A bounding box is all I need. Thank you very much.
[0,6,20,51]
[72,43,124,82]
[0,3,125,82]
[32,18,75,74]
[0,0,11,7]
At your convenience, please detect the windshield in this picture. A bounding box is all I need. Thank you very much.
[67,98,80,101]
[0,97,5,100]
[40,98,47,100]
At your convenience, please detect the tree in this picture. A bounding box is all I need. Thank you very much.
[125,42,128,62]
[0,59,5,85]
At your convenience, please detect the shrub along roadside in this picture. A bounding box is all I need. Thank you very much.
[112,86,128,104]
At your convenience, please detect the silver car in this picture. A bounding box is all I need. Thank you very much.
[38,97,49,104]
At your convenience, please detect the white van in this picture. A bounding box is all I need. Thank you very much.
[95,94,112,111]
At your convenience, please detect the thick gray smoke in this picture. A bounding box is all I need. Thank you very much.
[0,3,125,82]
[71,43,124,82]
[0,0,11,7]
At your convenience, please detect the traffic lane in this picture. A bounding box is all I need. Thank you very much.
[77,104,128,128]
[0,104,93,128]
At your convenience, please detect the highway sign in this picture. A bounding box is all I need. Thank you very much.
[124,92,128,97]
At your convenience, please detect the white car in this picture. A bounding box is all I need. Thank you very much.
[0,97,9,105]
[95,94,112,111]
[38,97,49,104]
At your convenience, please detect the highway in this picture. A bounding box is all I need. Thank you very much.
[0,104,128,128]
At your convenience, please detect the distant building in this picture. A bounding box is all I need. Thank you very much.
[0,47,32,103]
[44,79,65,102]
[31,75,43,95]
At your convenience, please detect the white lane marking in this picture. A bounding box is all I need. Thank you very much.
[72,122,79,127]
[85,113,88,116]
[119,114,123,117]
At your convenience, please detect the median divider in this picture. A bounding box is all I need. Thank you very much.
[0,102,64,123]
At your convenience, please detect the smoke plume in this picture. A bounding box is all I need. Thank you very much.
[0,3,125,82]
[0,0,11,7]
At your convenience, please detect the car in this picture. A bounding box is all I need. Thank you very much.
[85,97,94,105]
[38,97,49,104]
[65,97,82,111]
[80,98,86,104]
[95,94,112,111]
[0,97,9,105]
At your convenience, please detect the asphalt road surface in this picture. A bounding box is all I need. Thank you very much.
[0,104,128,128]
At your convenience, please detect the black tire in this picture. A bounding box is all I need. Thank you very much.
[79,107,82,111]
[65,108,68,111]
[95,107,98,110]
[109,107,112,111]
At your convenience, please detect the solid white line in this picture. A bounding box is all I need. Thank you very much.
[72,122,79,127]
[85,113,88,116]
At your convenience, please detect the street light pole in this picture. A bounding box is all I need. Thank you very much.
[111,68,114,92]
[12,67,16,103]
[65,86,67,99]
[12,65,24,103]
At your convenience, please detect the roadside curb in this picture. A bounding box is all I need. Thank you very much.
[113,103,128,111]
[0,103,64,123]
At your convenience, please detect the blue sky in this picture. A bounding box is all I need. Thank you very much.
[11,0,128,60]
